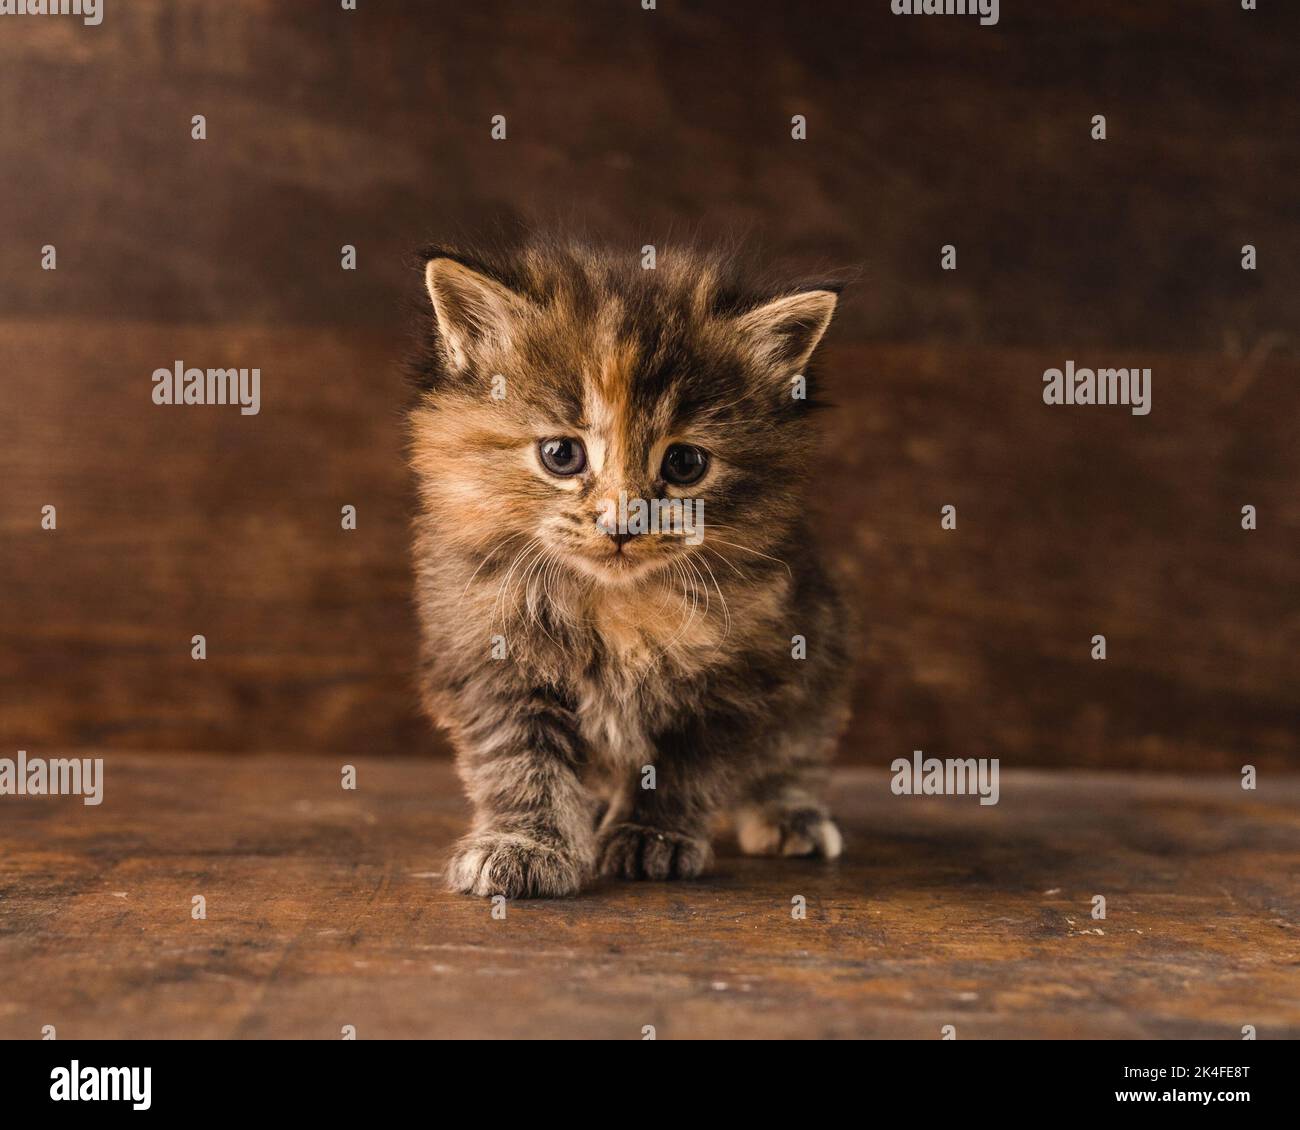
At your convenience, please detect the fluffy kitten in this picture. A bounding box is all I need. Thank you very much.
[408,237,852,898]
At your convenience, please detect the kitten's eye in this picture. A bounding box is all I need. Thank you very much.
[661,443,709,486]
[538,437,587,476]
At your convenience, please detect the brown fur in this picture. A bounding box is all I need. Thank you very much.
[408,236,853,897]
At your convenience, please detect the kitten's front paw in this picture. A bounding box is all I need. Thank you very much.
[446,831,588,898]
[598,823,712,881]
[736,807,843,859]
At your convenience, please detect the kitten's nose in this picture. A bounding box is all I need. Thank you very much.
[596,520,638,548]
[594,493,644,551]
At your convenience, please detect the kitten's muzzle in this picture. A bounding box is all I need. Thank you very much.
[605,531,638,553]
[593,508,640,552]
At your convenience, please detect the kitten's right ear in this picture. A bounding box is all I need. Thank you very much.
[424,255,529,371]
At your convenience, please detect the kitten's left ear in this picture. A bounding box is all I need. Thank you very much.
[733,288,839,374]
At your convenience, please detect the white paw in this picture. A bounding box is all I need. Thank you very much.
[736,808,843,859]
[446,831,588,898]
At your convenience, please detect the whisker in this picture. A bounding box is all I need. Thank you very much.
[490,536,542,631]
[702,535,792,578]
[701,542,745,579]
[695,549,732,641]
[461,530,529,598]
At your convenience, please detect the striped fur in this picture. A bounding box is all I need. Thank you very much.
[408,237,853,897]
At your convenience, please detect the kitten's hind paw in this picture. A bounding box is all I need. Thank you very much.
[446,831,588,898]
[736,807,843,859]
[598,823,712,881]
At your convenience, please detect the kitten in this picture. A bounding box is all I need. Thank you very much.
[408,237,853,898]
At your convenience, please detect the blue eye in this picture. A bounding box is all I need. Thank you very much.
[539,437,587,476]
[661,444,709,486]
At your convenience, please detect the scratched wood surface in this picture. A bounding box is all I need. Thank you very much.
[0,754,1296,1040]
[2,324,1296,769]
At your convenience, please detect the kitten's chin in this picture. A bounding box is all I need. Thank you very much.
[570,550,671,588]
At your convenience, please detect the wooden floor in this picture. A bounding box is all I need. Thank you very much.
[1,754,1296,1040]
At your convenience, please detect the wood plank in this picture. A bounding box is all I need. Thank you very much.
[0,754,1296,1039]
[0,1,1293,349]
[2,323,1296,768]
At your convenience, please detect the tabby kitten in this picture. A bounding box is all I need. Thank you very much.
[409,237,852,898]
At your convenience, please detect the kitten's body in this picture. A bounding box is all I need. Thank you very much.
[409,238,853,897]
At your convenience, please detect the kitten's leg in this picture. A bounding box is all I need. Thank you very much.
[597,728,723,881]
[445,687,595,898]
[733,760,843,860]
[598,792,715,881]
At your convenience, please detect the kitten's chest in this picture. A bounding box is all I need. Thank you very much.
[571,607,709,770]
[576,679,653,774]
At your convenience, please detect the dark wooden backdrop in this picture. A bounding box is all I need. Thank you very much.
[1,1,1295,770]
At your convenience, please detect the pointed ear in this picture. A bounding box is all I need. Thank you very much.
[424,255,530,370]
[733,289,838,374]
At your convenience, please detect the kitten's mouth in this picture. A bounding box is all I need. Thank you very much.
[572,543,669,585]
[603,545,637,569]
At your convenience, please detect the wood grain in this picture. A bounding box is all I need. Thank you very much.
[2,324,1296,768]
[0,753,1296,1040]
[0,1,1296,769]
[0,0,1293,348]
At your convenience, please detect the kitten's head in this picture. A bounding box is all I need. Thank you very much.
[409,238,839,589]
